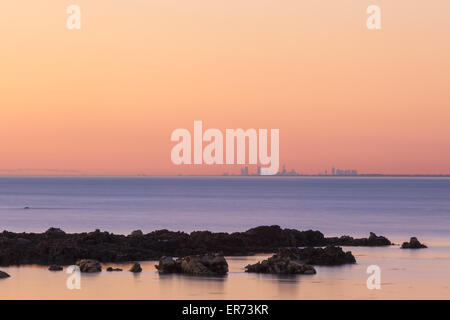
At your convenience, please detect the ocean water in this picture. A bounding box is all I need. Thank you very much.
[0,176,449,242]
[1,176,450,299]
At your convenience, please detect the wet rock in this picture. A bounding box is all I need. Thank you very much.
[155,256,178,273]
[401,237,427,249]
[106,267,123,272]
[156,253,228,276]
[245,249,316,275]
[0,270,10,279]
[76,259,102,273]
[129,263,142,273]
[48,265,63,271]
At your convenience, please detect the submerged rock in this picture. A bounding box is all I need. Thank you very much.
[48,265,63,271]
[76,259,102,273]
[245,249,316,275]
[129,263,142,273]
[156,253,228,276]
[106,267,123,272]
[0,270,10,279]
[401,237,427,249]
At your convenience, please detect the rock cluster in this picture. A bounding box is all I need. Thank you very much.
[0,226,392,266]
[401,237,427,249]
[156,253,228,276]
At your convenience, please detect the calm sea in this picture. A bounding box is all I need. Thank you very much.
[0,176,449,242]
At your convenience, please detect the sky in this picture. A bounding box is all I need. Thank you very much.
[1,0,450,175]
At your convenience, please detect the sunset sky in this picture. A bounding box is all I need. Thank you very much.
[1,0,449,175]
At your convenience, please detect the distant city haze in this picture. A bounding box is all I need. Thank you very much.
[1,1,450,175]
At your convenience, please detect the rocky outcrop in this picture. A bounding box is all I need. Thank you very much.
[328,232,391,246]
[106,267,123,272]
[401,237,427,249]
[129,263,142,273]
[245,249,316,274]
[48,265,63,271]
[156,253,228,276]
[0,226,392,266]
[0,270,10,279]
[286,246,356,265]
[76,259,102,273]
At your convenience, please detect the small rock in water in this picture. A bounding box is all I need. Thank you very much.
[107,267,123,272]
[24,207,30,210]
[48,265,63,271]
[76,259,102,273]
[0,270,11,279]
[401,237,427,249]
[156,253,229,276]
[129,263,142,273]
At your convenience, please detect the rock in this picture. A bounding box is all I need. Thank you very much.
[129,263,142,273]
[0,270,10,279]
[106,267,123,272]
[45,227,66,237]
[130,230,144,237]
[48,265,63,271]
[245,249,316,275]
[155,256,178,273]
[76,259,102,273]
[328,232,391,246]
[290,246,356,265]
[24,207,30,210]
[401,237,427,249]
[156,253,228,276]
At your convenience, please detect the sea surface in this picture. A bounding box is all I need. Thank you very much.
[0,176,449,299]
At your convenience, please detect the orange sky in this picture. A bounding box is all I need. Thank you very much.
[1,1,449,175]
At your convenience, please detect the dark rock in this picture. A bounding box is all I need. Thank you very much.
[401,237,427,249]
[129,263,142,273]
[48,265,63,271]
[76,259,102,273]
[45,227,66,237]
[328,232,391,246]
[106,267,123,272]
[156,253,228,276]
[0,270,10,279]
[130,230,144,237]
[24,207,30,210]
[286,246,356,265]
[245,249,316,274]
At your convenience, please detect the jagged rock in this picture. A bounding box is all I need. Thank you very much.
[284,246,356,265]
[328,232,391,246]
[106,267,123,272]
[245,249,316,274]
[156,253,228,276]
[155,256,178,273]
[0,270,10,279]
[48,265,63,271]
[129,263,142,273]
[76,259,102,273]
[401,237,427,249]
[130,230,144,237]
